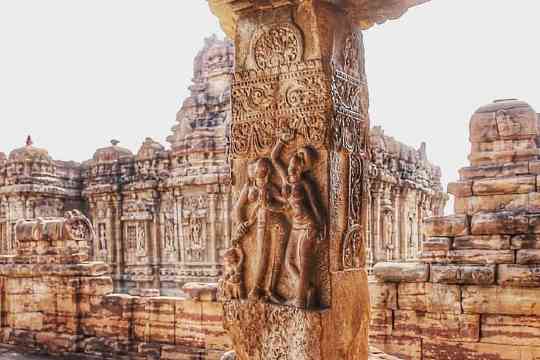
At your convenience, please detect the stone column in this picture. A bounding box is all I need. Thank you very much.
[213,2,372,359]
[391,186,400,261]
[152,195,161,289]
[208,191,218,267]
[372,183,382,262]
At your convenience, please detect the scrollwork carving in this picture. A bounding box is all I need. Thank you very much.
[342,224,364,269]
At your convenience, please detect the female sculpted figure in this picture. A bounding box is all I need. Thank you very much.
[271,129,322,309]
[234,158,288,302]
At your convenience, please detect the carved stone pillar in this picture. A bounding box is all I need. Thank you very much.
[208,192,218,267]
[391,187,400,261]
[372,183,382,262]
[214,2,371,359]
[152,196,161,290]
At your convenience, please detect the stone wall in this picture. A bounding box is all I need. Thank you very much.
[367,127,447,270]
[0,213,230,359]
[370,99,540,359]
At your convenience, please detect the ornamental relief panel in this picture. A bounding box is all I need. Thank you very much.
[231,61,331,158]
[182,195,209,262]
[249,23,304,70]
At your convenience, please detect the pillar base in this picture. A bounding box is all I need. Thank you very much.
[223,270,370,360]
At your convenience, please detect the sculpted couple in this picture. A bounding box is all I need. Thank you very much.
[233,129,323,309]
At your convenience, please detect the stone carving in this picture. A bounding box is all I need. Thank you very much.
[97,223,107,250]
[233,157,288,302]
[136,222,146,253]
[251,23,303,70]
[218,245,245,300]
[343,32,360,76]
[16,210,93,255]
[231,60,330,157]
[271,129,323,309]
[342,224,364,269]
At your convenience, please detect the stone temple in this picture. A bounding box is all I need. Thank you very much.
[0,1,537,359]
[0,35,445,297]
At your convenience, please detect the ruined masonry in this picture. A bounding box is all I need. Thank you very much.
[372,99,540,359]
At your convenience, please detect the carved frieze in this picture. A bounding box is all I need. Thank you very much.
[231,60,330,157]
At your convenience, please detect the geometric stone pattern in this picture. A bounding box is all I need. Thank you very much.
[371,99,540,359]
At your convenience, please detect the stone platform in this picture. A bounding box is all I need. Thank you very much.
[0,346,400,360]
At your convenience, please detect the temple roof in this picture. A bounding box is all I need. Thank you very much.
[208,0,430,37]
[8,136,52,162]
[92,140,134,162]
[136,137,166,160]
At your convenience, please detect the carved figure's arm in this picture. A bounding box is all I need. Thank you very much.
[268,184,288,212]
[233,184,250,224]
[271,140,288,184]
[236,247,244,268]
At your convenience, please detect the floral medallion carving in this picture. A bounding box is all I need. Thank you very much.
[251,23,303,70]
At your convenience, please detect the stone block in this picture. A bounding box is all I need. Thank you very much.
[481,314,540,347]
[424,215,468,237]
[472,175,536,196]
[393,310,480,342]
[5,293,39,313]
[202,300,231,350]
[175,299,204,348]
[516,249,540,264]
[455,193,528,215]
[529,192,540,213]
[431,264,495,285]
[369,282,397,310]
[462,286,540,316]
[7,312,43,331]
[453,234,510,250]
[469,148,540,167]
[369,334,422,360]
[398,283,461,314]
[447,181,472,197]
[423,237,451,252]
[511,234,540,249]
[422,338,540,360]
[447,249,514,265]
[182,282,218,301]
[79,276,113,296]
[419,250,449,263]
[471,211,528,235]
[498,264,540,287]
[529,214,540,233]
[373,262,429,283]
[369,309,393,337]
[5,277,34,295]
[459,162,529,180]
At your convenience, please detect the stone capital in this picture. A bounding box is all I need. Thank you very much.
[209,0,430,38]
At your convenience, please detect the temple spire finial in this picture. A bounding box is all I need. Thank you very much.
[26,135,33,147]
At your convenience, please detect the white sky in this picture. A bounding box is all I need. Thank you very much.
[0,0,539,206]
